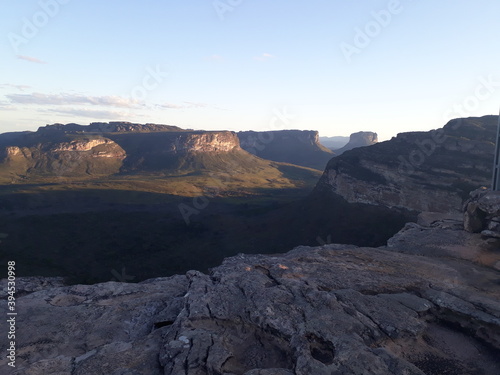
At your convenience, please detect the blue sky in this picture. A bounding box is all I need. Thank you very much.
[1,0,500,141]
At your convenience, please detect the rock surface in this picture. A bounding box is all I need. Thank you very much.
[316,116,497,213]
[333,131,378,155]
[0,123,248,179]
[464,188,500,243]
[1,212,499,374]
[238,130,334,170]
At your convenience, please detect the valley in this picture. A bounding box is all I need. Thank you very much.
[0,117,496,285]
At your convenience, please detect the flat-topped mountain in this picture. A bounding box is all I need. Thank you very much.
[238,130,334,170]
[333,131,378,155]
[315,116,497,213]
[0,122,315,180]
[36,121,185,134]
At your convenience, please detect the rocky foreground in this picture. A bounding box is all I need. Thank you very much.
[1,190,499,375]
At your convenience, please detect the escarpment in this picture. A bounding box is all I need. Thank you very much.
[333,131,378,155]
[315,116,497,213]
[238,130,334,170]
[0,123,247,178]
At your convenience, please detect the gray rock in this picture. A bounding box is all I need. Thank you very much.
[2,213,500,374]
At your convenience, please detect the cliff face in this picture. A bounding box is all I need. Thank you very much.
[0,135,126,178]
[167,132,239,153]
[107,130,242,172]
[0,123,244,179]
[238,130,334,170]
[315,116,497,213]
[2,191,499,374]
[334,131,378,155]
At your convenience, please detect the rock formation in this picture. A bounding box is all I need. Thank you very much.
[464,187,500,244]
[238,130,334,170]
[37,121,184,134]
[316,116,497,213]
[0,123,254,178]
[333,131,378,155]
[0,134,126,178]
[2,191,499,374]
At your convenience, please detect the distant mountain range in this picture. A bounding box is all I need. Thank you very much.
[318,135,350,149]
[0,122,322,190]
[238,130,334,170]
[319,131,378,154]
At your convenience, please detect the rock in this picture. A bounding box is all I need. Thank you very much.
[464,188,500,241]
[315,116,497,213]
[238,130,334,170]
[0,276,65,299]
[2,220,500,374]
[333,131,378,155]
[0,276,189,374]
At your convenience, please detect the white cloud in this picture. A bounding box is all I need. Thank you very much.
[43,107,131,119]
[0,84,31,91]
[17,55,47,64]
[6,93,141,108]
[158,101,209,109]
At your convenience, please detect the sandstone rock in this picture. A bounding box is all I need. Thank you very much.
[315,116,497,213]
[333,131,378,155]
[463,188,500,241]
[238,130,334,170]
[2,223,500,374]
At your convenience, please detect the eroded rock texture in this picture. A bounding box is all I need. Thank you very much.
[316,116,497,213]
[1,212,499,374]
[464,188,500,244]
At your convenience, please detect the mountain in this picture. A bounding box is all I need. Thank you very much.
[0,116,497,285]
[0,122,321,189]
[238,130,334,170]
[333,131,378,155]
[319,135,349,149]
[315,116,497,214]
[2,189,499,374]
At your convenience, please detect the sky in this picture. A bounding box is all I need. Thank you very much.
[1,0,500,141]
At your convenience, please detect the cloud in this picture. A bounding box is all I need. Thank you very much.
[43,107,131,119]
[0,84,31,91]
[159,103,185,109]
[17,55,47,64]
[183,101,208,108]
[158,101,209,109]
[0,102,14,110]
[6,93,140,108]
[253,53,274,61]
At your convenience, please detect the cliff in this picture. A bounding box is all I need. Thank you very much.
[0,123,251,179]
[1,189,499,374]
[333,131,378,155]
[315,116,497,213]
[0,134,126,179]
[37,121,184,134]
[238,130,334,170]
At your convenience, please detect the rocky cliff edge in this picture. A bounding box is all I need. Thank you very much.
[1,189,499,374]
